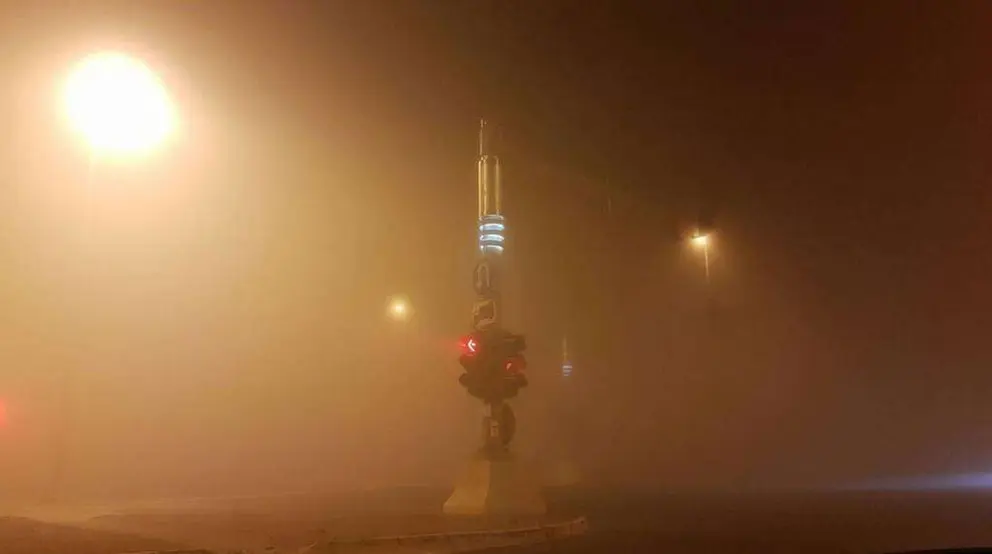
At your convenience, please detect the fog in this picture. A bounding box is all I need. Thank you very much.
[2,2,991,504]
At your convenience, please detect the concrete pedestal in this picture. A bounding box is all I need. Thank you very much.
[443,453,546,516]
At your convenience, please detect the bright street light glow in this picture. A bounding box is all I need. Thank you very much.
[64,51,175,156]
[387,296,412,322]
[691,234,709,247]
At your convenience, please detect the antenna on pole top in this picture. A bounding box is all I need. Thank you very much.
[479,118,489,156]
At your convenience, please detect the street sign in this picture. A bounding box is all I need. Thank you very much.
[472,297,498,330]
[473,260,493,296]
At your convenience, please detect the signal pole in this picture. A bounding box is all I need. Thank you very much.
[461,119,522,452]
[474,119,508,452]
[561,336,573,378]
[444,120,544,515]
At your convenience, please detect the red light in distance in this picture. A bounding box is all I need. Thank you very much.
[460,335,479,356]
[505,355,526,373]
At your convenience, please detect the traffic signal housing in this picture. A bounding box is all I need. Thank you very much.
[498,332,528,399]
[456,329,528,402]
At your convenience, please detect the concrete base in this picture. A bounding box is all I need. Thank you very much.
[443,453,546,516]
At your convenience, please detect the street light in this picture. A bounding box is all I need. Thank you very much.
[64,51,175,157]
[387,295,413,322]
[50,51,176,502]
[691,232,711,283]
[385,295,416,381]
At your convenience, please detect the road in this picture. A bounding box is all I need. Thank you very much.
[0,516,183,554]
[492,488,992,554]
[8,487,556,553]
[9,487,992,553]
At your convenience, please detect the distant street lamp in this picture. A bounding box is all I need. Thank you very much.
[387,295,413,322]
[385,295,417,378]
[691,232,711,283]
[64,51,175,158]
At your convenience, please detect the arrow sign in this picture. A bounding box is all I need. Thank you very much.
[473,260,493,296]
[472,297,498,331]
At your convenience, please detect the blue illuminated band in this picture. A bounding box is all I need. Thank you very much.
[477,214,506,254]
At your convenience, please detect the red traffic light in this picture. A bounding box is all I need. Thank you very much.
[459,334,479,356]
[505,355,527,373]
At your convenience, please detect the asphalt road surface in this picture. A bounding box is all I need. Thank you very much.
[0,516,184,554]
[10,487,992,553]
[492,488,992,554]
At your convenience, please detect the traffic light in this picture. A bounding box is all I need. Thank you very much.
[505,355,526,373]
[497,332,528,399]
[459,334,479,356]
[456,330,528,402]
[499,331,526,354]
[458,334,480,373]
[458,332,488,399]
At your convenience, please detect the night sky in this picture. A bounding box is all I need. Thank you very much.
[1,1,991,499]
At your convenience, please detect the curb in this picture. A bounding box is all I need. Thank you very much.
[120,517,589,554]
[123,550,215,554]
[300,515,589,553]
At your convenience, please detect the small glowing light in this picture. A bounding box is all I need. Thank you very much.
[481,244,504,254]
[64,51,175,156]
[562,362,573,378]
[464,337,478,354]
[480,234,505,243]
[386,295,412,321]
[480,223,505,232]
[506,359,525,373]
[691,234,709,247]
